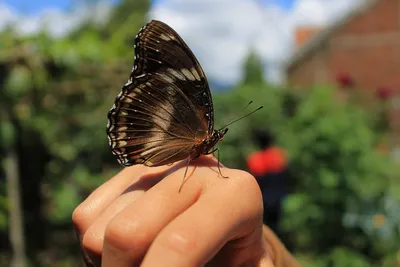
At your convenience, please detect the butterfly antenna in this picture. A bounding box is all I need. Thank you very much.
[222,101,253,127]
[220,105,263,129]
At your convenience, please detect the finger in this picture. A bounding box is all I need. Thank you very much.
[81,163,178,256]
[141,169,264,267]
[72,166,146,238]
[101,156,222,267]
[76,162,180,267]
[72,166,149,266]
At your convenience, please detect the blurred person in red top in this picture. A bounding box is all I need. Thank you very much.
[247,129,288,235]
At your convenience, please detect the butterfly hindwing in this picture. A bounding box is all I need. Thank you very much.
[108,74,200,166]
[107,20,214,167]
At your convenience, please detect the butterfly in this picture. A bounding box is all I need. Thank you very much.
[106,20,261,190]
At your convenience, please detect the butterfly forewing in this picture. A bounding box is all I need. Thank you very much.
[107,20,214,167]
[133,20,214,132]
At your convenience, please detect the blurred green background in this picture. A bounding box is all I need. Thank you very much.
[1,0,400,266]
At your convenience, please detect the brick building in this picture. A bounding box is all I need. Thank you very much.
[286,0,400,159]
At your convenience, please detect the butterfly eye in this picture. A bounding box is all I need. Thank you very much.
[218,128,228,140]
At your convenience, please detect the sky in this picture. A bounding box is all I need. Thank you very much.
[1,0,365,86]
[2,0,121,14]
[3,0,71,14]
[3,0,294,14]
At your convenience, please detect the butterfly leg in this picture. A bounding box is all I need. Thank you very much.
[179,158,192,192]
[205,148,218,155]
[208,148,228,178]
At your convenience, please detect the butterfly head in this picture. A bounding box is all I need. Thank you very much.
[214,128,229,142]
[207,128,229,148]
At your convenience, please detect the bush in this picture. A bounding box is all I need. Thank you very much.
[214,84,400,266]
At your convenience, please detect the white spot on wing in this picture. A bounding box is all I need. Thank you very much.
[159,73,174,83]
[181,68,195,81]
[191,67,201,81]
[118,140,127,146]
[167,68,185,81]
[127,92,136,98]
[160,33,171,41]
[124,96,133,103]
[125,78,132,86]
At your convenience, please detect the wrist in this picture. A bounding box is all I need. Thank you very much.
[262,224,301,267]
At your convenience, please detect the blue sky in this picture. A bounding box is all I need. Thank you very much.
[4,0,294,14]
[4,0,71,14]
[3,0,120,14]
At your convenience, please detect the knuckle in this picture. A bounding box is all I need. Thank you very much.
[104,215,150,251]
[231,169,260,192]
[228,169,263,217]
[81,229,103,255]
[159,230,197,255]
[72,205,92,231]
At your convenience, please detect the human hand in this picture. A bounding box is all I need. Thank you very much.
[72,155,274,267]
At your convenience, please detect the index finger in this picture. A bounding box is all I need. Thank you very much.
[140,169,265,267]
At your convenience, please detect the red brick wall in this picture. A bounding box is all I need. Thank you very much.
[327,38,400,95]
[340,0,399,35]
[288,0,400,92]
[287,0,400,148]
[286,51,327,89]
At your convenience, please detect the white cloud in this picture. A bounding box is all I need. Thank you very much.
[0,3,18,30]
[290,0,364,27]
[253,5,294,84]
[0,1,113,38]
[150,0,365,86]
[0,0,365,85]
[149,0,264,87]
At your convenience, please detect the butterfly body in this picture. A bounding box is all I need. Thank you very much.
[190,128,228,160]
[107,20,227,169]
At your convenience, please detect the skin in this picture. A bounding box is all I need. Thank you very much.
[72,155,275,267]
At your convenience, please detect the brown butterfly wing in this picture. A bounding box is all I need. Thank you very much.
[106,20,214,167]
[133,20,214,133]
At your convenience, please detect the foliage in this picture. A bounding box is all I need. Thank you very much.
[215,83,400,266]
[1,0,399,266]
[279,87,400,266]
[212,54,400,266]
[0,0,150,265]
